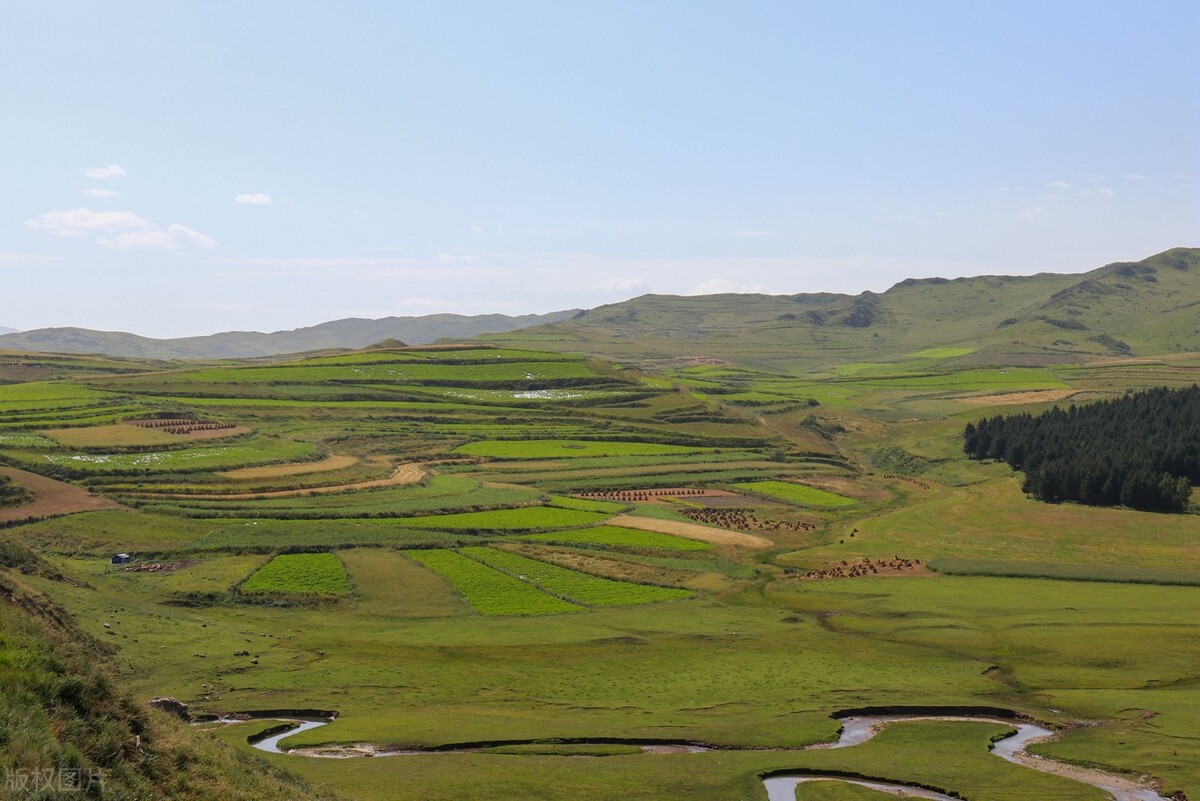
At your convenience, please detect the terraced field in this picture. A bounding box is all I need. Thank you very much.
[1,333,1198,801]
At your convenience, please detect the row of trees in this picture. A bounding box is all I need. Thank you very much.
[963,385,1199,512]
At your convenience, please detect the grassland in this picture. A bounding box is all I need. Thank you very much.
[395,506,611,530]
[456,439,716,458]
[1,319,1199,801]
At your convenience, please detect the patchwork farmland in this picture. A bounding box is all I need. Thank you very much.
[1,323,1198,801]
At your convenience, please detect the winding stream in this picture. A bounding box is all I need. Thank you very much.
[232,712,1170,801]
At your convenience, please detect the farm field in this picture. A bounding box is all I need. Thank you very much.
[240,552,351,596]
[734,480,857,507]
[0,334,1198,801]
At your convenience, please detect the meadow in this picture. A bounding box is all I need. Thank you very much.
[0,340,1197,800]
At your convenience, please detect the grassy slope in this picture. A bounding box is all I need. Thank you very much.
[488,248,1200,368]
[0,564,337,801]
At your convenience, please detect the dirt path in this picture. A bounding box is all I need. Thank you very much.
[133,462,427,501]
[0,466,123,522]
[218,453,359,480]
[609,514,772,549]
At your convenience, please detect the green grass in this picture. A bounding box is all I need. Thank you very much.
[397,506,611,531]
[906,347,976,359]
[929,558,1200,586]
[734,480,856,507]
[455,439,716,459]
[403,549,582,615]
[545,495,628,513]
[240,553,350,596]
[461,547,693,606]
[0,433,56,448]
[515,525,711,552]
[186,520,465,552]
[341,548,472,618]
[105,360,606,388]
[136,475,540,520]
[37,437,317,474]
[794,781,904,800]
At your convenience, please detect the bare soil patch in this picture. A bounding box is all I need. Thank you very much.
[43,423,250,448]
[958,389,1076,406]
[608,514,772,549]
[137,462,427,501]
[0,466,123,522]
[499,543,700,589]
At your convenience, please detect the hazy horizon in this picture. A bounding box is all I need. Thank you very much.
[4,1,1197,337]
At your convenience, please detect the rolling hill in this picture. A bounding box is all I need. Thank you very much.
[0,310,580,359]
[486,247,1200,369]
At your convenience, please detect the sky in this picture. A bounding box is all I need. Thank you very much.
[2,1,1197,337]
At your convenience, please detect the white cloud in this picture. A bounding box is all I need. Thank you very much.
[27,207,213,250]
[104,224,216,250]
[468,225,486,236]
[1019,206,1048,220]
[80,188,120,201]
[596,276,650,294]
[234,193,273,205]
[688,278,770,295]
[1044,180,1072,190]
[80,164,126,180]
[24,207,149,237]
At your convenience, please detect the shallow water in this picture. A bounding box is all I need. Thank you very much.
[249,719,329,754]
[240,713,1170,800]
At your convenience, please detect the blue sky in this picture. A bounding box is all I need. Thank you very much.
[3,1,1196,336]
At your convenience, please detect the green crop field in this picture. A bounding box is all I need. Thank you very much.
[240,552,351,596]
[403,549,583,615]
[396,506,611,530]
[734,480,856,507]
[456,439,717,459]
[461,546,693,606]
[515,525,711,551]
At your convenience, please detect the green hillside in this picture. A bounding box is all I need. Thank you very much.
[487,247,1200,369]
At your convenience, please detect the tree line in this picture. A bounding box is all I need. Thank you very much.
[963,385,1199,512]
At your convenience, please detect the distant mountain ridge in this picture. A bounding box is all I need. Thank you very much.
[0,311,580,359]
[485,247,1200,368]
[0,327,17,335]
